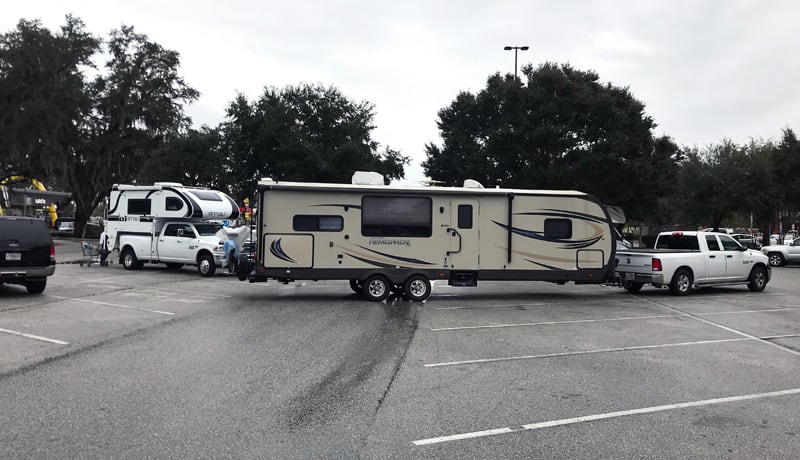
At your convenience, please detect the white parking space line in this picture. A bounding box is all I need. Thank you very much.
[424,333,800,368]
[46,295,175,316]
[430,307,800,332]
[412,387,800,446]
[0,327,69,345]
[635,296,800,357]
[433,299,642,311]
[149,287,232,298]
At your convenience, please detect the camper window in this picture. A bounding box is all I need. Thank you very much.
[188,190,222,202]
[128,199,151,215]
[293,215,344,232]
[361,196,432,237]
[457,205,473,229]
[544,218,572,239]
[165,197,183,211]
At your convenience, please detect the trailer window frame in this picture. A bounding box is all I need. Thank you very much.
[165,197,183,211]
[293,215,344,232]
[457,204,473,229]
[361,196,432,237]
[544,218,572,240]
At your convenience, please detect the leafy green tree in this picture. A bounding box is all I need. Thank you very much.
[0,17,198,235]
[773,128,800,211]
[422,63,680,220]
[139,127,228,190]
[222,84,408,200]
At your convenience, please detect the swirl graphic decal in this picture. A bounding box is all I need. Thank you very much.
[269,239,296,263]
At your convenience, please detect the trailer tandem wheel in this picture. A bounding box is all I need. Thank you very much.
[362,274,391,301]
[403,274,431,302]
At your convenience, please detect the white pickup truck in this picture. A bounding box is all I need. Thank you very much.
[761,237,800,266]
[615,231,771,295]
[117,221,227,276]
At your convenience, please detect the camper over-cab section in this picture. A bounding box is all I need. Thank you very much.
[242,176,617,302]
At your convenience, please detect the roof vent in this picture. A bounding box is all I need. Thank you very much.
[463,179,484,188]
[352,171,385,185]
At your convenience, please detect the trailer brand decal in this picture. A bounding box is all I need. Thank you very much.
[368,239,411,247]
[269,239,297,263]
[356,244,434,265]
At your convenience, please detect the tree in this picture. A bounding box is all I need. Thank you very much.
[139,127,227,190]
[222,84,409,201]
[422,63,681,220]
[773,128,800,211]
[0,17,198,235]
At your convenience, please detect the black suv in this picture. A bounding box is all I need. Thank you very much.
[0,216,56,294]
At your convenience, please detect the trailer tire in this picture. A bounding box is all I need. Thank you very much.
[197,253,216,277]
[404,275,431,302]
[121,249,143,270]
[747,265,768,292]
[362,275,390,301]
[349,279,362,294]
[669,268,692,296]
[622,281,643,293]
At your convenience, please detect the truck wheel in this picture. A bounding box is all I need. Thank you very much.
[404,274,431,302]
[121,249,143,270]
[166,263,184,270]
[197,253,217,277]
[767,252,785,267]
[349,279,362,294]
[747,266,768,292]
[361,275,390,301]
[25,279,47,294]
[622,281,643,293]
[669,269,692,296]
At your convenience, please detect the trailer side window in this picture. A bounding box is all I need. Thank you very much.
[165,197,183,211]
[362,196,432,237]
[458,205,473,229]
[127,199,151,215]
[544,218,572,239]
[293,215,343,232]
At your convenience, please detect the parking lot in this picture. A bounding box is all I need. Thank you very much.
[1,239,799,458]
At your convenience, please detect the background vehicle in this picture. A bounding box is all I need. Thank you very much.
[56,219,75,235]
[730,233,758,249]
[761,237,800,266]
[0,216,56,294]
[615,231,770,295]
[105,183,240,276]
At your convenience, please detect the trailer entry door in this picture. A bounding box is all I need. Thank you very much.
[449,200,479,269]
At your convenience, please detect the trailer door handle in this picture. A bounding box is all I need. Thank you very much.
[709,255,716,258]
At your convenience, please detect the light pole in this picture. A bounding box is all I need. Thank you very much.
[503,45,530,81]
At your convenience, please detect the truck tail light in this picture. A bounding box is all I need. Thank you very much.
[50,244,56,264]
[652,258,662,271]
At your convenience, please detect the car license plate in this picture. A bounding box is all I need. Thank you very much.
[5,252,21,261]
[625,272,634,281]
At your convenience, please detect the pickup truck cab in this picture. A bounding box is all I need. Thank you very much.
[761,237,800,266]
[118,221,226,276]
[615,231,770,295]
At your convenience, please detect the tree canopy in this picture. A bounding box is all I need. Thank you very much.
[219,84,408,200]
[423,63,681,220]
[0,16,198,235]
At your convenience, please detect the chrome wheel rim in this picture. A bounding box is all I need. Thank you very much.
[677,274,690,292]
[769,255,781,266]
[368,280,386,298]
[199,259,210,274]
[409,279,427,298]
[754,270,766,288]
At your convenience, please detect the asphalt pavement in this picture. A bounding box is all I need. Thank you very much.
[1,258,799,458]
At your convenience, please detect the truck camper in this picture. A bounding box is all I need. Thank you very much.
[104,183,240,276]
[239,174,618,301]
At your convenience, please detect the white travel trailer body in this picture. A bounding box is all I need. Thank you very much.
[104,183,240,276]
[241,178,617,301]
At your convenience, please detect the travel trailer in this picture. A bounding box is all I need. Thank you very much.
[104,183,240,276]
[239,174,618,301]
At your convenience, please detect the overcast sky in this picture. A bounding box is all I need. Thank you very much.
[4,1,799,183]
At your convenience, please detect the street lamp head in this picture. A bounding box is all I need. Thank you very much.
[503,46,512,50]
[520,46,530,51]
